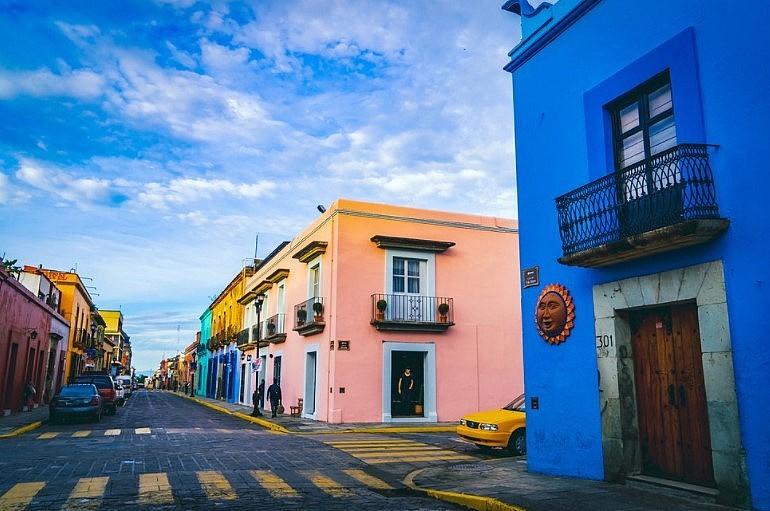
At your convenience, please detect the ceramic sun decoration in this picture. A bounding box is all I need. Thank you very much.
[535,283,575,344]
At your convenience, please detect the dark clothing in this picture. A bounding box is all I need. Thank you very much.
[398,374,414,403]
[266,382,282,418]
[251,387,263,416]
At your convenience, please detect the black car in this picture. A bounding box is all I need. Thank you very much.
[49,384,102,423]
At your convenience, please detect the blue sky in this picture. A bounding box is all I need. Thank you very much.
[0,0,521,372]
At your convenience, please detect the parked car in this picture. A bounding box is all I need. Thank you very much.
[114,382,125,406]
[71,373,117,415]
[456,394,527,455]
[49,384,102,424]
[115,375,133,399]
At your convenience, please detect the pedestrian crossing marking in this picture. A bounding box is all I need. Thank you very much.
[104,429,120,436]
[36,432,58,439]
[325,439,474,464]
[249,470,299,498]
[196,471,236,500]
[343,469,393,490]
[65,476,108,510]
[72,431,90,438]
[0,482,45,511]
[139,473,174,505]
[135,428,151,435]
[299,470,354,497]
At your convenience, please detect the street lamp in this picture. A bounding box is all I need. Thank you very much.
[254,292,266,342]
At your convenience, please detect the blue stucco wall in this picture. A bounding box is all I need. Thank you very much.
[506,0,770,507]
[197,309,211,397]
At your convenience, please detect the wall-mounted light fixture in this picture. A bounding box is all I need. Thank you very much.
[27,329,38,340]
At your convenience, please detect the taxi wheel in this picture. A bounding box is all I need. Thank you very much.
[508,429,526,456]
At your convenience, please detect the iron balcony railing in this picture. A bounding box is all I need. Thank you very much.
[293,297,325,329]
[556,144,721,255]
[265,313,286,336]
[371,294,453,324]
[236,328,249,347]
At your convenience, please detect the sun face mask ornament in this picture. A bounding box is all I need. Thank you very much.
[535,283,575,345]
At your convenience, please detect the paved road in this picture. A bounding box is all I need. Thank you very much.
[0,391,470,510]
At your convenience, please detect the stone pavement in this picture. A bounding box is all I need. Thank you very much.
[0,390,742,511]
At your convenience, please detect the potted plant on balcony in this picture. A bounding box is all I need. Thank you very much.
[375,299,387,321]
[438,302,450,323]
[312,301,324,322]
[297,308,307,326]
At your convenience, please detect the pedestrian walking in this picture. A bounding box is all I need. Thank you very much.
[22,381,36,411]
[266,378,282,418]
[258,379,265,409]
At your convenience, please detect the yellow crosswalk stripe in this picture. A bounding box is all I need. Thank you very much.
[65,476,108,510]
[135,428,151,435]
[196,471,236,500]
[0,482,45,511]
[343,469,393,490]
[139,473,174,505]
[36,432,58,439]
[300,470,354,497]
[104,429,121,436]
[72,431,91,438]
[326,439,473,464]
[249,470,299,498]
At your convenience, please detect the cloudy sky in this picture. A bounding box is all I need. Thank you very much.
[0,0,522,372]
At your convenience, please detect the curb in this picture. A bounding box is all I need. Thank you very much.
[0,420,43,439]
[404,467,526,511]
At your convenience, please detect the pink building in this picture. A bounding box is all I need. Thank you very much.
[239,199,523,423]
[1,265,69,415]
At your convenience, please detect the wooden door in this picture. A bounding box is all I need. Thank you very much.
[631,303,715,486]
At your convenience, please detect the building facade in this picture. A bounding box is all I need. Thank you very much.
[238,199,522,423]
[198,309,212,397]
[1,265,69,414]
[503,0,769,508]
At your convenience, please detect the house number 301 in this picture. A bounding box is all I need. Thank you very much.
[596,334,614,348]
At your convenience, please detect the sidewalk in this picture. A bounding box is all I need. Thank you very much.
[1,391,742,511]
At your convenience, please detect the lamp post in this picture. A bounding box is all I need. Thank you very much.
[254,292,266,343]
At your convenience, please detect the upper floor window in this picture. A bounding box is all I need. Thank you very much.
[309,260,321,299]
[610,71,677,171]
[393,257,423,294]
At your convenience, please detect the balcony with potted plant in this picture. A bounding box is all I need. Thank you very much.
[264,313,287,344]
[293,297,325,336]
[370,294,454,332]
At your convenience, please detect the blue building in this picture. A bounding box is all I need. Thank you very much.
[196,308,212,397]
[503,0,769,508]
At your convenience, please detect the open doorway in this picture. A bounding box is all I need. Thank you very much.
[391,351,425,417]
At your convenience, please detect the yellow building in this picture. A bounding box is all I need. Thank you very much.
[207,265,256,400]
[100,310,131,374]
[40,269,97,381]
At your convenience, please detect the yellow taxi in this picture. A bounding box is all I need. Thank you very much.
[457,394,526,455]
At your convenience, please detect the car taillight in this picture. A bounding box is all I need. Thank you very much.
[90,397,100,405]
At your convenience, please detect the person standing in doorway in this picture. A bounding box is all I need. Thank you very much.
[266,378,282,418]
[251,381,263,417]
[258,379,265,409]
[398,367,414,415]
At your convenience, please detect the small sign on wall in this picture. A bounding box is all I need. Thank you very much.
[337,340,350,351]
[523,266,539,288]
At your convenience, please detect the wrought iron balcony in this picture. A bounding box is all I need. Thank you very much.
[236,328,250,348]
[370,294,454,332]
[555,144,729,267]
[293,297,325,336]
[265,313,287,344]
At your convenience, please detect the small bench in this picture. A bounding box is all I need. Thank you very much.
[290,397,303,417]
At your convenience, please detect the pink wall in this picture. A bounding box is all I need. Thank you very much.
[247,199,522,423]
